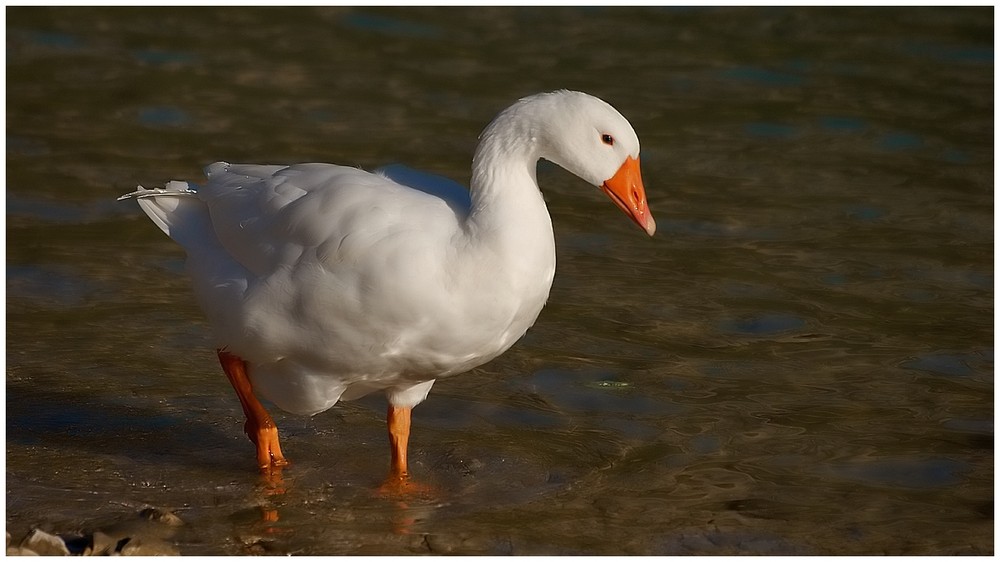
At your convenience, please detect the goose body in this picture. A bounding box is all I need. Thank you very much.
[120,90,655,480]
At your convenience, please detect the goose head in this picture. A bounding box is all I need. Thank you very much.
[524,90,657,236]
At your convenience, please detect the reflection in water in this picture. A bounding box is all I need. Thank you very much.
[248,435,443,539]
[380,495,441,537]
[6,6,993,555]
[259,464,288,528]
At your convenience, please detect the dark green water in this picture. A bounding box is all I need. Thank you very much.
[7,6,993,555]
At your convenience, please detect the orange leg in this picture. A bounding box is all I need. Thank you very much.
[378,405,437,499]
[387,405,412,479]
[217,350,288,469]
[378,405,413,494]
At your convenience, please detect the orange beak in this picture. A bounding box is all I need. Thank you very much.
[600,155,656,236]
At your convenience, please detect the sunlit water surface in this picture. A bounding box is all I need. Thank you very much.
[7,7,993,555]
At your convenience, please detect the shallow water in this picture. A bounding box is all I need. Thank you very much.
[6,6,993,555]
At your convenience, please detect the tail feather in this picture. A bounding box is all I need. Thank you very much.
[119,182,212,250]
[116,181,196,201]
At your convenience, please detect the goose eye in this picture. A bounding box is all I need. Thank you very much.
[601,133,615,146]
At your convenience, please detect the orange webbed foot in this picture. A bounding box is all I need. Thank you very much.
[245,417,289,470]
[376,471,438,500]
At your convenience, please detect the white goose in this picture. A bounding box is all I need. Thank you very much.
[120,90,655,487]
